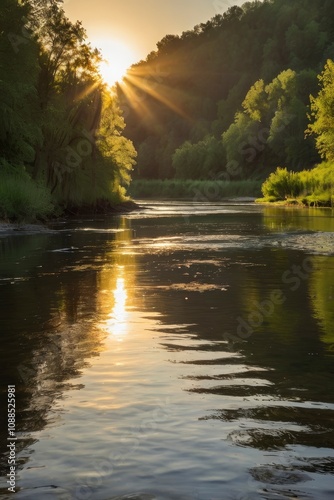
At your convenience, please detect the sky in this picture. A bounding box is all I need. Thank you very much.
[63,0,246,84]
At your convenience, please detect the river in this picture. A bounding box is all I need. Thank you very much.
[0,201,334,500]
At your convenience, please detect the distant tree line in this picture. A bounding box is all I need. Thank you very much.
[117,0,334,183]
[0,0,136,220]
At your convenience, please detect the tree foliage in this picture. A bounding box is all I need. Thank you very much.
[0,0,42,168]
[173,137,225,180]
[0,0,136,219]
[307,59,334,161]
[118,0,333,181]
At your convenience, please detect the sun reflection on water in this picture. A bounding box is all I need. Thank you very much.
[97,219,136,341]
[104,267,128,339]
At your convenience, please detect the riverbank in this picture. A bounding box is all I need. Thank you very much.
[0,222,54,235]
[63,199,140,216]
[0,168,139,224]
[0,200,141,235]
[256,197,334,208]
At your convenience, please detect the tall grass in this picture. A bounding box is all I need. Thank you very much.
[129,179,262,200]
[51,156,129,212]
[0,172,55,222]
[259,163,334,206]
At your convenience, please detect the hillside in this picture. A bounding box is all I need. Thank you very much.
[117,0,334,182]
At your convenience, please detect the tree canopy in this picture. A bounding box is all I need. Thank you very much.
[0,0,136,220]
[307,59,334,162]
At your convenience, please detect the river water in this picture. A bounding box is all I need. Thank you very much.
[0,201,334,500]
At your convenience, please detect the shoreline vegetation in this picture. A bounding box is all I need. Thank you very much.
[257,163,334,208]
[0,199,140,235]
[129,179,262,200]
[130,176,333,207]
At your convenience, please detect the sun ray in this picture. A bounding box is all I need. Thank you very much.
[123,71,191,121]
[74,80,101,103]
[118,77,158,126]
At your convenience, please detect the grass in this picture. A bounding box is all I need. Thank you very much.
[129,179,262,200]
[0,161,131,222]
[0,172,55,222]
[258,163,334,207]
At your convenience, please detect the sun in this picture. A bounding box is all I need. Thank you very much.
[93,38,138,87]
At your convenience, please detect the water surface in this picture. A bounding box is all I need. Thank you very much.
[0,202,333,500]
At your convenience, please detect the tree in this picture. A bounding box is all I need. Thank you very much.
[173,136,225,180]
[242,79,269,122]
[0,0,137,218]
[307,59,334,161]
[223,68,319,174]
[268,70,319,167]
[26,0,104,188]
[0,0,42,169]
[222,112,263,174]
[156,35,181,56]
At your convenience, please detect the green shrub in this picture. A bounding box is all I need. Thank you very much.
[261,167,304,199]
[0,171,55,221]
[260,162,334,206]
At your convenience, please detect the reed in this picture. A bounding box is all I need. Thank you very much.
[129,179,262,200]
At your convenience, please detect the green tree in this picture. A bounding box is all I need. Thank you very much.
[307,59,334,161]
[242,79,268,122]
[26,0,103,187]
[222,112,263,174]
[268,70,319,167]
[173,136,225,180]
[223,68,318,174]
[0,0,137,219]
[0,0,42,169]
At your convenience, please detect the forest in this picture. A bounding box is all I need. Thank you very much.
[2,0,334,220]
[0,0,136,221]
[118,0,334,205]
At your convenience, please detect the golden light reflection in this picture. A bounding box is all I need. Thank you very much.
[105,271,128,338]
[98,218,137,340]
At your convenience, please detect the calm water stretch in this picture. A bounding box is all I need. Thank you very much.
[1,201,334,500]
